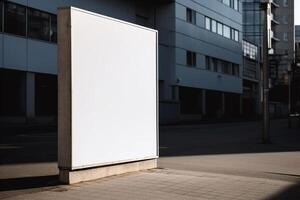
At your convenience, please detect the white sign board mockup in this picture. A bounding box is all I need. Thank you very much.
[58,7,158,184]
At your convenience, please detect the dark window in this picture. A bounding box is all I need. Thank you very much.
[186,8,196,24]
[0,1,3,32]
[233,64,240,76]
[212,58,218,72]
[206,56,211,70]
[35,73,58,116]
[50,15,57,42]
[0,69,26,116]
[4,2,26,36]
[222,61,230,74]
[28,8,50,41]
[187,51,196,67]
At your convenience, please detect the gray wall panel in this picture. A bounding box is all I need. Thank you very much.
[27,40,57,74]
[3,35,27,71]
[177,65,243,94]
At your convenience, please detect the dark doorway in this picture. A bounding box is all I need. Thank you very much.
[179,87,202,115]
[0,69,26,116]
[35,73,57,116]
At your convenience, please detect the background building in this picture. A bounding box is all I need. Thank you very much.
[160,0,243,122]
[242,40,261,117]
[0,0,244,124]
[242,0,294,116]
[272,0,295,85]
[242,0,278,51]
[269,0,294,112]
[293,25,300,112]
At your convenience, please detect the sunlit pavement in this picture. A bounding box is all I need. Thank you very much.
[159,119,300,178]
[1,119,300,199]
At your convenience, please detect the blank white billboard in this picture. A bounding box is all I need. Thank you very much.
[58,7,158,170]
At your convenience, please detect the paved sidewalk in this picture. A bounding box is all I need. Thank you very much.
[1,168,300,200]
[1,120,300,199]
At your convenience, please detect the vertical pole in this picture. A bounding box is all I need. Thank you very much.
[288,63,293,128]
[262,3,270,144]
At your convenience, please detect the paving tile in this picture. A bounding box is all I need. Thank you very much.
[2,168,297,200]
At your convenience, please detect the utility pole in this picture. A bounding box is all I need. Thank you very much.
[261,1,270,144]
[288,62,292,128]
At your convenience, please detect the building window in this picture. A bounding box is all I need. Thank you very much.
[233,64,239,76]
[282,15,288,24]
[217,22,223,35]
[212,58,218,72]
[223,25,231,39]
[206,55,240,76]
[186,8,196,24]
[283,32,288,41]
[211,20,217,33]
[243,40,258,60]
[233,0,239,11]
[283,0,288,7]
[50,15,57,43]
[232,29,239,42]
[219,0,239,11]
[234,30,239,42]
[222,61,230,74]
[28,8,51,41]
[205,17,239,42]
[186,51,196,67]
[205,17,211,30]
[205,56,211,70]
[223,0,230,6]
[4,2,26,36]
[2,2,57,43]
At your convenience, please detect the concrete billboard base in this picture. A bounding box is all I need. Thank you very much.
[59,159,157,184]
